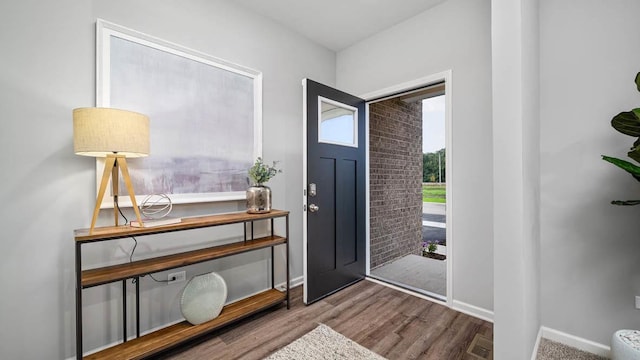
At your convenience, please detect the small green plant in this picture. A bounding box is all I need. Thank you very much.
[422,240,438,254]
[248,157,281,185]
[602,72,640,205]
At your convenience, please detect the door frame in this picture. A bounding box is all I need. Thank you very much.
[302,79,308,303]
[359,70,453,307]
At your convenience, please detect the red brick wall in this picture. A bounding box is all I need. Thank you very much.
[369,98,423,269]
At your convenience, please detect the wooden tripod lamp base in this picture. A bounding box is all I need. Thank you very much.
[89,154,144,234]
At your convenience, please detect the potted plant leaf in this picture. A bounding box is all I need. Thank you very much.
[602,72,640,205]
[246,157,281,213]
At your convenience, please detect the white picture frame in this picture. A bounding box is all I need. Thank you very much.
[96,19,262,208]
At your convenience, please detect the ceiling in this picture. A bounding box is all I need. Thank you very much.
[234,0,446,51]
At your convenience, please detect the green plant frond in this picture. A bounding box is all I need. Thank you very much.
[611,111,640,136]
[248,157,281,185]
[603,72,640,205]
[628,144,640,164]
[602,155,640,178]
[611,200,640,206]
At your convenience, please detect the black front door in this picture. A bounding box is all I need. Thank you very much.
[303,79,366,304]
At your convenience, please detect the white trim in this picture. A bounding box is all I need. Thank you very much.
[368,278,495,324]
[73,317,184,358]
[365,104,371,276]
[317,96,359,148]
[451,299,494,323]
[366,277,447,307]
[275,275,304,290]
[360,72,449,102]
[531,327,543,360]
[540,326,611,358]
[301,79,309,305]
[444,70,453,309]
[359,70,454,308]
[96,19,261,81]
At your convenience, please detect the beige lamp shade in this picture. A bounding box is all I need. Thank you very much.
[73,107,150,158]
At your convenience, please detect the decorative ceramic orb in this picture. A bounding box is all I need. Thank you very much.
[180,272,228,325]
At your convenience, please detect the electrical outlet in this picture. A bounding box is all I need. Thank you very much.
[168,271,186,284]
[635,296,640,309]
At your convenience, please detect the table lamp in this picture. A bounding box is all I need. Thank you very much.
[73,107,149,234]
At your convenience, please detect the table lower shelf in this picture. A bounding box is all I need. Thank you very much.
[84,289,286,360]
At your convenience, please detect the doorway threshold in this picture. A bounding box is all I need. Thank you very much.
[366,276,446,304]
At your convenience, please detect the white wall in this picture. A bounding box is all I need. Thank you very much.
[0,0,334,358]
[492,0,541,358]
[337,0,494,312]
[540,0,640,345]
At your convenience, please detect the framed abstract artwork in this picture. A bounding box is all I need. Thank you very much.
[96,19,262,207]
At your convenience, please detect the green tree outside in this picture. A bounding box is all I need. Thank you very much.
[423,148,445,183]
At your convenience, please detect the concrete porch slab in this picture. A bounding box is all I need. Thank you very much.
[370,253,445,296]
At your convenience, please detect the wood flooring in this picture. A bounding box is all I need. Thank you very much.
[160,280,493,360]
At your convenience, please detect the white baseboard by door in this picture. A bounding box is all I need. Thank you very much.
[366,278,494,323]
[533,326,611,359]
[452,300,494,323]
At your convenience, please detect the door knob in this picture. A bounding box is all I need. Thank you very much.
[309,204,319,212]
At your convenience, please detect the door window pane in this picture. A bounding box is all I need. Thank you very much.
[318,97,357,147]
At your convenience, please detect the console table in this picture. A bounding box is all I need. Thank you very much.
[74,210,290,359]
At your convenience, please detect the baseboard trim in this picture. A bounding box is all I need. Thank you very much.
[540,326,610,358]
[66,318,186,360]
[366,277,494,323]
[275,275,304,290]
[531,327,543,360]
[452,299,494,323]
[290,275,304,288]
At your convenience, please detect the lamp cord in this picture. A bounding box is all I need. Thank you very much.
[128,234,170,284]
[114,196,129,225]
[113,197,169,284]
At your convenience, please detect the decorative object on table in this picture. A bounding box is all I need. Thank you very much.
[130,193,181,227]
[97,20,262,205]
[246,157,282,214]
[602,72,640,206]
[73,107,149,234]
[140,193,173,218]
[180,272,228,325]
[421,240,446,260]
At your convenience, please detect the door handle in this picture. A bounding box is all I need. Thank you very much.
[309,204,319,213]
